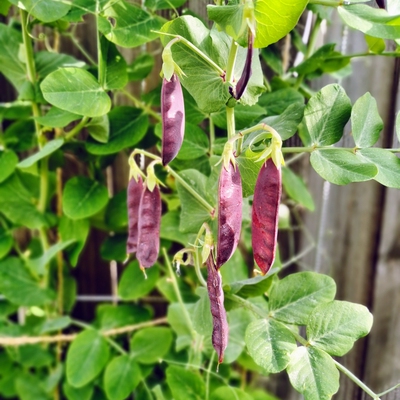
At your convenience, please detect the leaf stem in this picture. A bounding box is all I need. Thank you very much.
[282,146,400,153]
[120,89,161,121]
[377,382,400,397]
[209,116,215,156]
[205,351,216,400]
[162,248,196,339]
[96,1,105,87]
[154,31,225,77]
[333,359,381,400]
[166,167,215,216]
[64,116,90,140]
[308,0,343,6]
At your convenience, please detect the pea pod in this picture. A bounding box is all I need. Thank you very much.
[207,254,228,365]
[136,184,161,268]
[161,73,185,166]
[126,175,144,254]
[216,161,242,269]
[252,158,281,275]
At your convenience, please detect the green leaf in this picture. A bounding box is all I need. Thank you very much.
[85,107,148,155]
[18,139,64,169]
[365,35,386,53]
[166,365,205,400]
[98,0,163,48]
[59,216,90,267]
[269,272,336,325]
[100,234,127,262]
[0,150,18,183]
[177,124,209,160]
[35,107,81,128]
[357,148,400,188]
[15,372,51,400]
[18,345,53,368]
[66,329,110,388]
[304,84,352,146]
[96,304,150,330]
[226,271,277,298]
[127,53,155,81]
[351,92,383,148]
[236,154,263,198]
[27,240,75,275]
[104,189,128,230]
[287,346,340,400]
[245,318,297,373]
[39,316,71,334]
[282,167,315,211]
[0,257,55,306]
[160,211,191,246]
[160,17,230,113]
[62,176,109,220]
[0,24,26,91]
[310,149,378,185]
[100,37,128,90]
[210,387,253,400]
[118,261,160,300]
[0,227,13,259]
[35,51,85,78]
[176,169,215,233]
[225,308,255,363]
[41,68,111,118]
[130,327,173,364]
[258,88,304,116]
[0,172,47,228]
[291,43,350,76]
[86,115,110,143]
[307,300,373,357]
[63,382,93,400]
[192,287,213,336]
[104,355,141,400]
[19,0,70,22]
[145,0,187,10]
[167,302,194,351]
[254,0,308,48]
[4,120,36,152]
[338,4,400,40]
[260,103,305,141]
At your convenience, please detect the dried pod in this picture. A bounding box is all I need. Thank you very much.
[216,161,242,269]
[252,158,282,275]
[233,29,254,100]
[126,175,144,254]
[161,73,185,166]
[136,184,161,268]
[207,254,228,365]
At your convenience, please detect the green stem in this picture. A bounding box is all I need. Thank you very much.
[96,1,105,87]
[205,351,216,400]
[38,157,49,214]
[64,116,90,140]
[333,360,381,400]
[154,32,225,77]
[225,39,238,84]
[282,146,400,153]
[65,31,97,65]
[377,383,400,397]
[162,248,196,339]
[121,89,161,121]
[193,248,207,287]
[166,167,215,215]
[225,293,269,318]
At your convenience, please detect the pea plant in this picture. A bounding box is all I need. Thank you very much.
[0,0,400,399]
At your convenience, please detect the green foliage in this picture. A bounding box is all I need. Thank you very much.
[0,1,399,399]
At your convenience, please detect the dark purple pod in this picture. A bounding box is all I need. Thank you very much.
[207,254,228,365]
[161,73,185,166]
[136,184,161,268]
[216,161,242,269]
[126,176,144,254]
[252,158,282,275]
[233,29,254,100]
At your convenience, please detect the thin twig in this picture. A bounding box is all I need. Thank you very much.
[0,317,168,346]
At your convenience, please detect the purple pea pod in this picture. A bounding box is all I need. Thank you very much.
[136,184,161,268]
[232,29,254,100]
[216,161,242,269]
[161,73,185,166]
[126,175,144,254]
[252,158,282,275]
[207,254,228,365]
